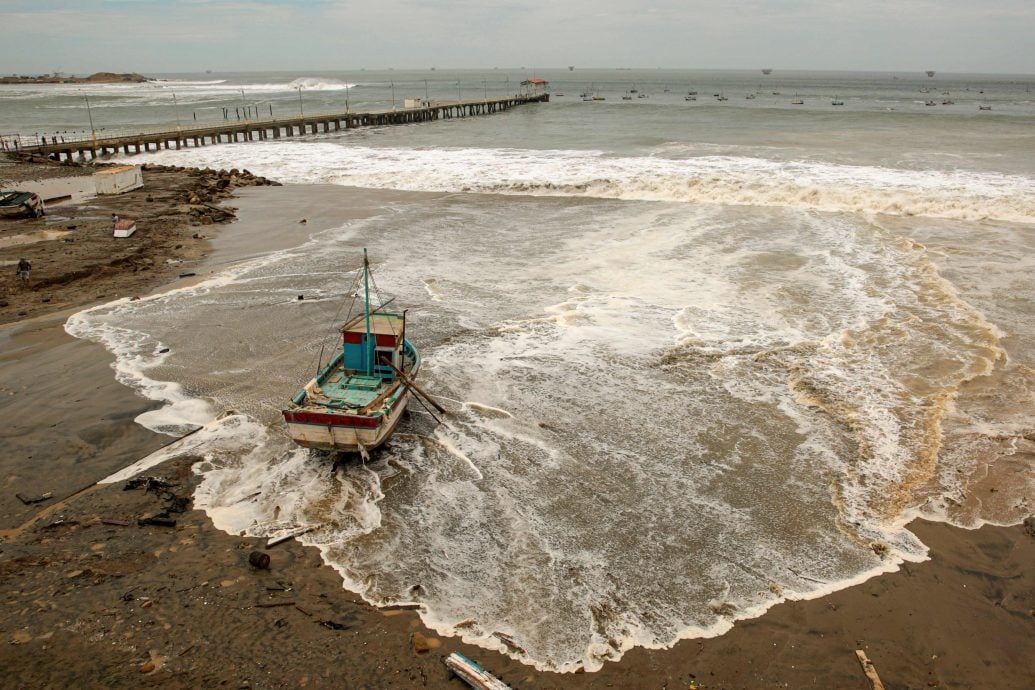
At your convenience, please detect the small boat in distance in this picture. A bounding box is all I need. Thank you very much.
[831,96,844,106]
[978,104,992,110]
[282,249,424,456]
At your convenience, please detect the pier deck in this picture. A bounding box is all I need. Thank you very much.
[19,94,549,162]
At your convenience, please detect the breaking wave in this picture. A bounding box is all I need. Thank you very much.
[124,143,1035,224]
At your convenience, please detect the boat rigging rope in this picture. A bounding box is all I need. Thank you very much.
[306,264,363,377]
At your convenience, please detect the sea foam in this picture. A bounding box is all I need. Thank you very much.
[120,142,1035,224]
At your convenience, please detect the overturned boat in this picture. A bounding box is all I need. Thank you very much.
[282,249,422,455]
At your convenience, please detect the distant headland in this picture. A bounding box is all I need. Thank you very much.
[0,72,150,85]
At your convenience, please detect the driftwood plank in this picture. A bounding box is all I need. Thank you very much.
[265,524,319,549]
[855,649,886,690]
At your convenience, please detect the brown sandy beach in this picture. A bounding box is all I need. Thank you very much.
[1,159,1033,689]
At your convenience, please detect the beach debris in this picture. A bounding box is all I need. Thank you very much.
[855,650,886,690]
[124,475,189,515]
[230,491,262,505]
[41,517,78,530]
[138,515,177,528]
[708,601,737,616]
[10,631,33,645]
[124,476,175,493]
[255,601,296,609]
[411,632,440,653]
[178,271,196,278]
[101,519,131,527]
[382,602,422,612]
[15,491,53,505]
[319,619,349,631]
[139,649,167,674]
[492,632,527,655]
[445,652,512,690]
[248,551,271,569]
[266,524,320,549]
[164,494,190,513]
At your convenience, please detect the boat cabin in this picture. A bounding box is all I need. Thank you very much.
[341,312,405,380]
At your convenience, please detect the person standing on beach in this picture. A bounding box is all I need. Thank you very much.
[17,257,31,286]
[111,213,119,230]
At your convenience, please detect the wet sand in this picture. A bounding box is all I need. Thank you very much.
[1,165,1032,689]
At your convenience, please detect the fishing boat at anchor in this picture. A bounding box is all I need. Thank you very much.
[282,249,424,455]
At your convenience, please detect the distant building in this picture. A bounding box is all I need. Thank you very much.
[521,78,549,97]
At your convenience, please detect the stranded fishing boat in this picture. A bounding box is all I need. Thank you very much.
[282,249,425,456]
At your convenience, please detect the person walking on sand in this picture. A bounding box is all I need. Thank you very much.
[17,257,31,286]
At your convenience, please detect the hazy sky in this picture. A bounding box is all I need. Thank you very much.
[2,0,1033,75]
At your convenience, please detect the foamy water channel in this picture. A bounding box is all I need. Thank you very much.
[67,177,1034,670]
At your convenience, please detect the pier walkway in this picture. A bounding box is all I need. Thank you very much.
[20,94,548,163]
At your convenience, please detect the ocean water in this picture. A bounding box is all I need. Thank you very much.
[9,68,1033,671]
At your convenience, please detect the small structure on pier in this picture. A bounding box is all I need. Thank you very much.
[521,78,549,97]
[94,165,143,195]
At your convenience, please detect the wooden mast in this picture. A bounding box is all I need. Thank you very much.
[363,248,372,376]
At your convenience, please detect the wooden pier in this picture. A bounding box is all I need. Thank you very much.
[27,94,549,163]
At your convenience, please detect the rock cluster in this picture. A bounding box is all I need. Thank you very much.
[138,164,280,226]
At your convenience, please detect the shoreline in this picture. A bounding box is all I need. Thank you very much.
[1,162,1032,688]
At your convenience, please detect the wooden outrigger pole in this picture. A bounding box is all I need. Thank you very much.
[384,359,446,414]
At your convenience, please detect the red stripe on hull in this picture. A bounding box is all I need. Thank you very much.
[282,410,382,428]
